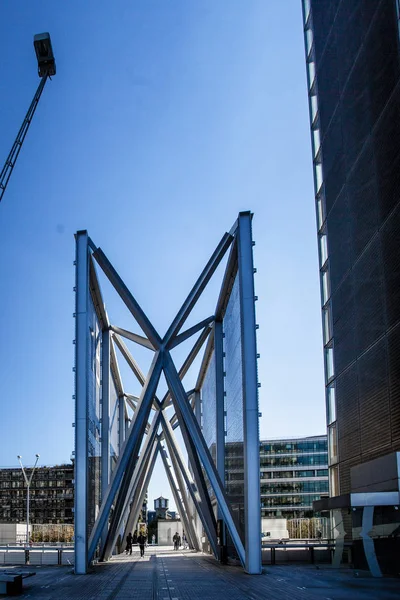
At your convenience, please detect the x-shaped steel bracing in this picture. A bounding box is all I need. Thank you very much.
[76,213,261,575]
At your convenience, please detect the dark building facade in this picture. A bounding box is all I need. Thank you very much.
[302,0,400,574]
[0,464,74,524]
[303,0,400,498]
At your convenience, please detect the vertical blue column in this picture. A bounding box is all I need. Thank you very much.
[74,231,89,574]
[237,212,262,574]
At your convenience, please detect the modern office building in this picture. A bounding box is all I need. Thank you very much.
[0,464,74,524]
[223,436,328,520]
[259,436,328,519]
[302,0,400,574]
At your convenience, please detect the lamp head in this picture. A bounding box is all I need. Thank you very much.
[33,33,56,77]
[17,455,22,460]
[35,454,40,458]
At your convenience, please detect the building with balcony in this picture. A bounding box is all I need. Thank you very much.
[0,464,74,524]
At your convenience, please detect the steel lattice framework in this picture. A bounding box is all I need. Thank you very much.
[74,211,261,574]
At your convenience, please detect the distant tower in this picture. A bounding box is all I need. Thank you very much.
[154,496,169,519]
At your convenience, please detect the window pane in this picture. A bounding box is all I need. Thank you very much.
[327,384,336,424]
[325,346,334,380]
[329,465,339,497]
[319,232,328,266]
[322,270,330,304]
[328,423,338,465]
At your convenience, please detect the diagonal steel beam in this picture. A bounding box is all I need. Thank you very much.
[161,422,199,550]
[124,395,137,411]
[88,351,163,562]
[195,325,215,390]
[113,333,146,386]
[110,336,124,397]
[123,439,159,546]
[160,407,218,557]
[169,393,195,431]
[162,325,212,409]
[103,410,161,560]
[93,247,162,349]
[168,316,214,350]
[110,324,155,351]
[158,440,197,551]
[163,232,233,345]
[163,350,245,566]
[215,238,238,321]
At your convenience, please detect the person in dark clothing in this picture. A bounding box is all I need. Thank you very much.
[173,532,179,550]
[125,532,133,555]
[137,532,146,557]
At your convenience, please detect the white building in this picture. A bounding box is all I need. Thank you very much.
[157,519,184,546]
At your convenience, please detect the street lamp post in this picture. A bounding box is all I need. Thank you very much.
[17,454,40,545]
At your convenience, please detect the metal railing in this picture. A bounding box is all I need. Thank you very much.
[0,545,74,566]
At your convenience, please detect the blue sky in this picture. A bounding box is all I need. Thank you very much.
[0,1,324,509]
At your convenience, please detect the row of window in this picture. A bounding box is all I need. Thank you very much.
[0,480,72,489]
[261,469,328,479]
[261,481,329,495]
[261,494,325,508]
[261,440,327,454]
[260,454,328,468]
[0,512,73,523]
[226,469,329,482]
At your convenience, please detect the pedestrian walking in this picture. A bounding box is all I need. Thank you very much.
[173,532,179,550]
[137,532,146,557]
[125,532,133,555]
[182,533,188,549]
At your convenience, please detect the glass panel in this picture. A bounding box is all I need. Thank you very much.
[311,96,318,123]
[327,384,336,425]
[303,0,311,24]
[87,295,102,537]
[322,269,330,304]
[308,61,316,89]
[316,195,324,230]
[325,346,334,380]
[315,163,323,193]
[306,27,313,54]
[319,231,328,266]
[323,305,332,344]
[329,465,339,497]
[328,423,338,465]
[313,127,321,158]
[223,273,245,551]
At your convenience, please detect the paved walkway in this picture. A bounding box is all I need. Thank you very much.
[3,547,399,600]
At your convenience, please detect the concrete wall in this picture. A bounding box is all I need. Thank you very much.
[0,524,30,544]
[157,520,184,546]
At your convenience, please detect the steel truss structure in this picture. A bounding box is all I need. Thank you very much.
[74,211,261,574]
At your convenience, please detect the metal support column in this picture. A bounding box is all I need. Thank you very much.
[74,231,90,574]
[237,211,261,574]
[0,76,48,203]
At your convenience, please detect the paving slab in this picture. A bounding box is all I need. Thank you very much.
[1,547,398,600]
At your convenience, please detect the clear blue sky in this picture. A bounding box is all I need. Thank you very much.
[0,1,324,509]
